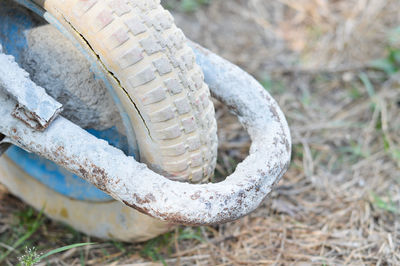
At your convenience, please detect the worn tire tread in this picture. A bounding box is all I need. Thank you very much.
[41,0,217,182]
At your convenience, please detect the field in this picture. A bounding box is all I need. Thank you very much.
[1,0,400,265]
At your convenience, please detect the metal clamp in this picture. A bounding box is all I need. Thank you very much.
[0,43,291,225]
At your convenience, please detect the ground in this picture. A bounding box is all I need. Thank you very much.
[1,0,400,265]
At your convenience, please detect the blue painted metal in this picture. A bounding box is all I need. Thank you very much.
[0,1,138,202]
[6,146,114,201]
[13,0,140,159]
[0,1,42,63]
[6,127,131,202]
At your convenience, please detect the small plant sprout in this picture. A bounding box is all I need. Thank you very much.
[18,243,94,266]
[18,247,41,266]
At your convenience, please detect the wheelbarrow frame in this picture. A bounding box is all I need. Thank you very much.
[0,0,291,225]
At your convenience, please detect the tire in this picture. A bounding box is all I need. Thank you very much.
[0,0,218,242]
[36,0,218,182]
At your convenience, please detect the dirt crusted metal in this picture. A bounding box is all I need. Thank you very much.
[0,52,62,131]
[0,45,291,225]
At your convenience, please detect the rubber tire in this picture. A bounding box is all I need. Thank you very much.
[0,0,218,242]
[35,0,218,182]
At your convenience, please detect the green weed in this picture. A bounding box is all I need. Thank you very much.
[178,227,205,243]
[0,208,44,264]
[371,193,398,214]
[140,233,172,264]
[18,243,94,266]
[140,227,204,264]
[261,75,285,95]
[358,72,376,98]
[369,48,400,76]
[18,247,41,266]
[359,67,400,167]
[111,240,126,253]
[369,26,400,76]
[382,133,400,167]
[348,86,362,100]
[358,72,378,112]
[181,0,210,12]
[338,141,369,164]
[0,206,94,265]
[163,0,211,12]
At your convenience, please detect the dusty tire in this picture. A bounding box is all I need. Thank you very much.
[0,0,218,242]
[36,0,218,182]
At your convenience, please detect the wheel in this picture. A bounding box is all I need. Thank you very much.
[0,0,218,242]
[36,0,218,181]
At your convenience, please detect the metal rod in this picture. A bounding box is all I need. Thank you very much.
[0,44,291,225]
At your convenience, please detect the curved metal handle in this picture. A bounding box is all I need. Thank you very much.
[0,43,291,225]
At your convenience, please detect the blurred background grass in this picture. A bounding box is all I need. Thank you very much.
[1,0,399,265]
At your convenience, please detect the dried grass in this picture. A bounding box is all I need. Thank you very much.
[1,0,399,265]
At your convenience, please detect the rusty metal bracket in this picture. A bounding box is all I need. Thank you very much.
[0,43,291,225]
[0,52,62,131]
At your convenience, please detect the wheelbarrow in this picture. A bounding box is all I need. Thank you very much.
[0,0,291,242]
